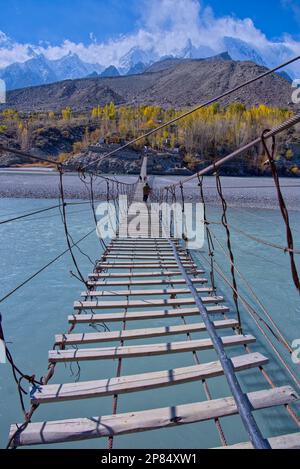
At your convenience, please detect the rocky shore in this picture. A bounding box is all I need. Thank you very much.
[0,170,299,211]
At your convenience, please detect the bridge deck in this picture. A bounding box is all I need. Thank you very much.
[8,157,300,449]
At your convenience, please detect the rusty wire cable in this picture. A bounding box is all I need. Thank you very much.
[261,130,300,294]
[215,169,243,333]
[198,175,216,291]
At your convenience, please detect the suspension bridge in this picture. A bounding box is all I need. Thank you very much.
[1,55,300,450]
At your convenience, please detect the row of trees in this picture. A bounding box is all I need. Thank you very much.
[0,103,294,169]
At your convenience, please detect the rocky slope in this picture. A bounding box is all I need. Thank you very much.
[1,58,295,112]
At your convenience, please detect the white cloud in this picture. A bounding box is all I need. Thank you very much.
[0,0,300,76]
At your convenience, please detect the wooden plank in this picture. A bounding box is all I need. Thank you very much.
[105,255,187,260]
[215,433,300,450]
[48,334,255,362]
[74,297,224,310]
[107,247,182,252]
[11,386,298,446]
[110,242,180,247]
[99,259,189,264]
[89,270,205,279]
[108,248,183,257]
[68,305,230,324]
[87,278,208,287]
[81,287,214,297]
[96,263,196,269]
[108,248,182,253]
[111,236,180,239]
[55,319,240,345]
[110,238,180,242]
[32,352,268,404]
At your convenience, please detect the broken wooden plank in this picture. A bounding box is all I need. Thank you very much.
[68,305,230,324]
[32,352,268,404]
[48,334,255,362]
[55,318,239,345]
[11,386,298,446]
[74,297,224,310]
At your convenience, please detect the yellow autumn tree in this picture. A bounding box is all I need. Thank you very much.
[61,107,72,120]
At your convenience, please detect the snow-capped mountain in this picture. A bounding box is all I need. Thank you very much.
[223,37,266,66]
[126,62,148,75]
[0,36,294,90]
[0,55,57,90]
[50,52,104,81]
[119,47,157,74]
[0,52,104,90]
[180,39,215,60]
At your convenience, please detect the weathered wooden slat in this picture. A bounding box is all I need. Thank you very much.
[11,386,297,446]
[68,305,230,324]
[32,352,268,404]
[215,432,300,450]
[110,238,179,242]
[81,287,213,297]
[99,259,189,264]
[48,334,255,362]
[110,238,176,241]
[107,251,184,256]
[87,277,208,287]
[96,263,196,269]
[105,255,187,260]
[55,319,239,345]
[108,242,183,250]
[74,296,224,310]
[108,248,182,253]
[89,270,205,279]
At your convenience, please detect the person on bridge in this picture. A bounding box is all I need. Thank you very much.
[143,183,152,203]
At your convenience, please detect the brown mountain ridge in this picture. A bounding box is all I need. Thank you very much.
[1,58,294,113]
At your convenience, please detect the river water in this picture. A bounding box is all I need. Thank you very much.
[0,172,299,449]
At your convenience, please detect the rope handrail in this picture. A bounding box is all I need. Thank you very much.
[205,220,300,255]
[206,228,294,353]
[197,250,300,393]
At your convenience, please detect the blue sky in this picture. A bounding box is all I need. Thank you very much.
[0,0,299,75]
[0,0,140,44]
[0,0,297,45]
[204,1,299,39]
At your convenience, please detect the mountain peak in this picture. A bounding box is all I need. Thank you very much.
[101,65,120,77]
[223,36,266,66]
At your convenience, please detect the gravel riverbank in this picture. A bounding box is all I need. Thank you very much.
[0,170,299,210]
